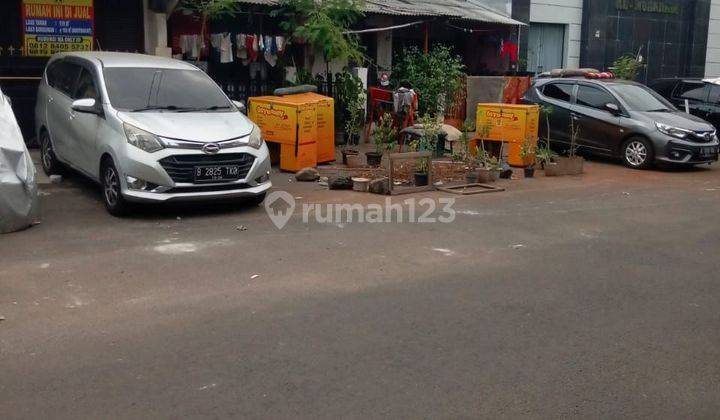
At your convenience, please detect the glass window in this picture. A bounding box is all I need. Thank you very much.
[74,68,99,100]
[103,68,232,112]
[708,85,720,104]
[543,83,574,102]
[576,85,617,110]
[608,84,675,112]
[47,61,81,97]
[674,82,708,102]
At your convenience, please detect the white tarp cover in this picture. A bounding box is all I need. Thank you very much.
[0,88,38,233]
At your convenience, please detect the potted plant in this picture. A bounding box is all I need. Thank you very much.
[341,88,365,166]
[410,115,439,186]
[334,69,366,164]
[452,120,481,183]
[367,112,396,167]
[536,142,561,176]
[565,118,584,175]
[519,135,537,178]
[414,157,430,186]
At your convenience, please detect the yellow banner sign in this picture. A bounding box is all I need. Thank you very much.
[22,0,94,57]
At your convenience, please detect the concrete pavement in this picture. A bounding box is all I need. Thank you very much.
[2,159,720,419]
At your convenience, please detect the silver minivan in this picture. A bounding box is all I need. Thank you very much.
[36,52,272,215]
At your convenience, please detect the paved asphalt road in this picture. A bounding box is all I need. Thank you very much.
[2,160,720,419]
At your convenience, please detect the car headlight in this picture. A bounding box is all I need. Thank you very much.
[656,122,691,139]
[248,125,263,149]
[124,123,164,153]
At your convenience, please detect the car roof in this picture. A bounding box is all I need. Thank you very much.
[536,77,641,87]
[53,51,198,70]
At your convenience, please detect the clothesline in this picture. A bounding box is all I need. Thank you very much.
[343,20,428,34]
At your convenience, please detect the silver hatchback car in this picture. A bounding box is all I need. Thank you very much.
[36,52,272,215]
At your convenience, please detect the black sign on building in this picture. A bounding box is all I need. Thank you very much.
[580,0,711,83]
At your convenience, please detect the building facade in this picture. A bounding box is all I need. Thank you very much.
[520,0,717,81]
[581,0,711,83]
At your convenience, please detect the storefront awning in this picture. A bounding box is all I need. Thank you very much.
[362,0,525,26]
[226,0,525,26]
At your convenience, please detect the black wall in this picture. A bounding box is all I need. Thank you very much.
[580,0,710,83]
[512,0,531,71]
[0,0,144,143]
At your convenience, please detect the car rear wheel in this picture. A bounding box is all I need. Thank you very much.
[622,137,654,169]
[40,131,63,176]
[101,159,130,216]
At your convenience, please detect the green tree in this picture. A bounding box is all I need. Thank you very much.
[271,0,365,64]
[391,45,465,117]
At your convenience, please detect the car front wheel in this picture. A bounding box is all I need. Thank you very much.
[40,131,63,176]
[622,137,654,169]
[101,159,130,216]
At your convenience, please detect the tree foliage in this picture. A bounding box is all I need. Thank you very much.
[271,0,365,63]
[392,45,465,116]
[611,55,644,81]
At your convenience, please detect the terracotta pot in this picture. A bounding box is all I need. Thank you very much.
[565,156,584,175]
[477,168,493,183]
[342,149,359,165]
[465,171,480,184]
[554,157,571,175]
[545,162,562,177]
[346,154,363,168]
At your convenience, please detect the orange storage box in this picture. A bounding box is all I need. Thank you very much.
[248,96,318,172]
[280,142,317,172]
[475,103,539,167]
[276,92,336,163]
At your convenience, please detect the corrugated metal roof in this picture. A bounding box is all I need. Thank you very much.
[233,0,525,25]
[363,0,524,25]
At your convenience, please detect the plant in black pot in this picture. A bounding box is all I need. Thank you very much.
[410,115,440,186]
[519,135,537,178]
[335,70,365,164]
[367,112,396,167]
[341,88,365,166]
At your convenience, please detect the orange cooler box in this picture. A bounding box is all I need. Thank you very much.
[476,103,539,144]
[280,142,317,172]
[249,96,318,172]
[476,103,540,167]
[277,92,335,163]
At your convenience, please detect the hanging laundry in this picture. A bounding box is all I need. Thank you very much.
[258,34,265,52]
[236,33,249,64]
[275,36,286,54]
[263,35,277,67]
[500,41,518,62]
[180,34,202,59]
[246,34,258,63]
[210,33,234,63]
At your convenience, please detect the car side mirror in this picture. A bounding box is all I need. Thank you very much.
[72,98,99,114]
[605,103,620,115]
[232,100,246,113]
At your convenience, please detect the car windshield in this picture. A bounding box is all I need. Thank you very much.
[103,67,232,112]
[607,84,676,112]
